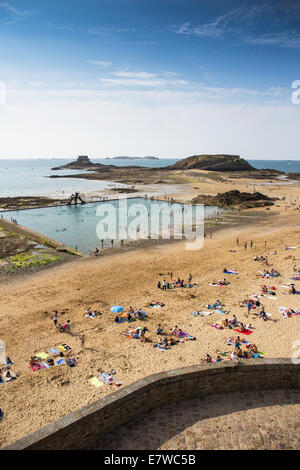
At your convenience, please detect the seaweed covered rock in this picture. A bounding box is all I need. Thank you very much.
[192,190,274,208]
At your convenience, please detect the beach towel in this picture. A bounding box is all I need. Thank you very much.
[55,358,65,366]
[154,344,168,351]
[30,363,42,372]
[176,331,188,338]
[210,323,223,330]
[66,358,77,367]
[90,377,103,388]
[191,310,211,317]
[227,338,249,346]
[116,314,136,323]
[49,348,59,356]
[58,344,72,354]
[35,352,49,360]
[98,372,114,384]
[224,270,238,274]
[292,276,300,280]
[279,306,289,313]
[39,361,51,369]
[214,309,227,315]
[234,328,253,335]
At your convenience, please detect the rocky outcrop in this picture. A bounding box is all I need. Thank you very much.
[51,156,112,171]
[167,154,254,172]
[192,190,275,208]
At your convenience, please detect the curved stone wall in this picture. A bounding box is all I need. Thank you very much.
[3,358,300,450]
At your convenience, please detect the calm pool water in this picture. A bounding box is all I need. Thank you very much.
[3,198,221,254]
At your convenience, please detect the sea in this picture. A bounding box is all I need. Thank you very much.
[1,157,298,253]
[0,158,299,199]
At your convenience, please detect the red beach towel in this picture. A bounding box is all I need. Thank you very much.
[234,329,253,335]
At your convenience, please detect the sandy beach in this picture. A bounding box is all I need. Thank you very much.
[0,178,300,446]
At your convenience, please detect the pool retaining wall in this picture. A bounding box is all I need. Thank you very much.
[0,217,82,256]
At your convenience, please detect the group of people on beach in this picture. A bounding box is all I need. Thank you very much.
[157,274,194,290]
[52,311,71,333]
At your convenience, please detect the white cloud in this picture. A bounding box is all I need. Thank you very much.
[90,60,112,68]
[99,77,189,88]
[111,71,158,79]
[0,2,36,22]
[87,27,135,36]
[246,32,300,48]
[175,3,300,49]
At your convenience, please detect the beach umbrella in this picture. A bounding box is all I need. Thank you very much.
[110,305,124,313]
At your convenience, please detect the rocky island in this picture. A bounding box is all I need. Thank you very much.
[191,190,275,208]
[51,155,114,171]
[167,154,253,171]
[49,153,286,186]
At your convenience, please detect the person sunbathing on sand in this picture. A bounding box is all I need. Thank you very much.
[222,319,232,329]
[135,309,144,319]
[216,349,228,357]
[271,268,279,275]
[289,285,296,294]
[249,344,258,353]
[167,338,177,346]
[30,356,39,365]
[171,326,179,335]
[283,309,294,318]
[235,347,243,358]
[139,327,147,342]
[201,354,212,363]
[157,338,169,349]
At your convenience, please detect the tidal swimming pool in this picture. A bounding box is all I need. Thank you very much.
[3,198,222,254]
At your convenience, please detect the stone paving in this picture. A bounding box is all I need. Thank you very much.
[96,389,300,450]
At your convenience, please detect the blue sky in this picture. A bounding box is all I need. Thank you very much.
[0,0,300,158]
